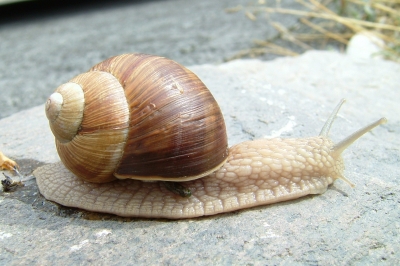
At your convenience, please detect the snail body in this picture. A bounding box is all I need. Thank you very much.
[34,53,386,219]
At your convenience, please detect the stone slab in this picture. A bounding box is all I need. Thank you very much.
[0,51,399,264]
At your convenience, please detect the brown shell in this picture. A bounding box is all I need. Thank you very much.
[46,54,228,183]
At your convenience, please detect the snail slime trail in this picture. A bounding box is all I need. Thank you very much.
[34,54,387,219]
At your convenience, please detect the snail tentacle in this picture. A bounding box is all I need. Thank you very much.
[317,99,386,188]
[319,98,346,137]
[332,117,387,157]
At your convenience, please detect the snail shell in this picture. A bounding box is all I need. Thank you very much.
[45,54,228,183]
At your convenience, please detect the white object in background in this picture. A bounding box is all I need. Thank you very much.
[346,31,385,60]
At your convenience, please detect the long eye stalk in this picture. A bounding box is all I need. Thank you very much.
[319,98,387,157]
[332,117,387,157]
[318,99,387,187]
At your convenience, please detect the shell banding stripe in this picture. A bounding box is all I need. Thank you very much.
[89,54,228,181]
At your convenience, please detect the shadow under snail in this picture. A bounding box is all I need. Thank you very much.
[33,53,386,219]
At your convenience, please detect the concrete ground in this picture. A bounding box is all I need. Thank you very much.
[0,0,307,119]
[0,0,399,265]
[1,50,399,265]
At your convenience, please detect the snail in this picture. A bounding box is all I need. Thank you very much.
[33,53,386,219]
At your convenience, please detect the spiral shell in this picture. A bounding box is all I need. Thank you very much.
[45,54,228,183]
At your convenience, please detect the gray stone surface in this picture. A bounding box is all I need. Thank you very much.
[0,51,399,264]
[0,0,306,119]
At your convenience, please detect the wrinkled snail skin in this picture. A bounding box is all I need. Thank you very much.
[34,53,387,219]
[34,138,337,219]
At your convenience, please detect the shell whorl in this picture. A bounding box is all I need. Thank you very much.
[47,71,130,183]
[45,83,84,143]
[45,53,228,183]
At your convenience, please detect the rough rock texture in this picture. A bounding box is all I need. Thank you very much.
[0,51,399,264]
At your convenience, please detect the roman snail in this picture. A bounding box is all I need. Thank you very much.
[33,53,386,219]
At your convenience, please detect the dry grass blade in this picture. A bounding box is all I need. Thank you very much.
[225,5,243,13]
[228,0,400,62]
[254,40,300,56]
[348,0,400,16]
[226,44,299,61]
[294,32,354,41]
[260,7,400,31]
[246,11,257,21]
[271,21,314,49]
[300,18,349,44]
